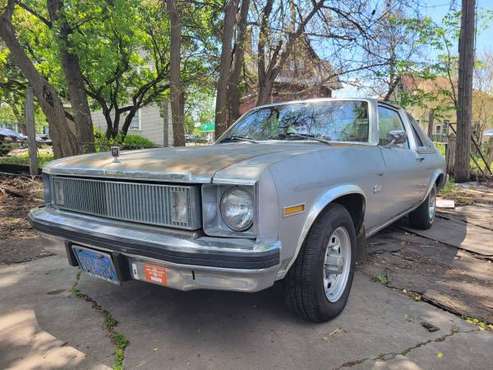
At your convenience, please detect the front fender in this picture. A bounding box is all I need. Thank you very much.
[279,184,366,277]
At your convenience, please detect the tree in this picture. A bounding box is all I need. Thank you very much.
[75,0,172,139]
[0,0,79,157]
[45,0,95,152]
[455,0,475,182]
[0,50,48,133]
[215,0,249,137]
[166,0,185,146]
[254,0,325,106]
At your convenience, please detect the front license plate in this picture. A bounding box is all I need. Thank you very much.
[73,246,119,284]
[143,263,168,286]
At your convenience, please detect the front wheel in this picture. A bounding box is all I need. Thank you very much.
[284,204,356,322]
[409,184,436,230]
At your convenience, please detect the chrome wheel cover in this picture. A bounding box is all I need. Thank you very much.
[323,226,352,303]
[428,187,436,223]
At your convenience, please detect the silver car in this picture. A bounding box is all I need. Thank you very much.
[30,98,445,322]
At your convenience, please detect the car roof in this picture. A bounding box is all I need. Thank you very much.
[253,97,404,111]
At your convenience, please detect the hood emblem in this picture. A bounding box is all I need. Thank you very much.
[111,146,121,163]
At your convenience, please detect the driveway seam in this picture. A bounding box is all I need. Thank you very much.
[333,327,478,369]
[71,271,129,370]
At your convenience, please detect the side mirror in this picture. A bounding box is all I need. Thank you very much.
[386,130,407,146]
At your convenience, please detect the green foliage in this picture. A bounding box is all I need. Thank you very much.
[121,134,156,150]
[3,0,217,139]
[0,141,18,156]
[0,147,54,167]
[0,47,48,131]
[373,271,390,286]
[93,129,156,151]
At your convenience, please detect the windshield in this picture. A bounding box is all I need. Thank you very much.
[220,100,370,143]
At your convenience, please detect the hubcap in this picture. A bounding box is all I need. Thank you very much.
[323,226,351,303]
[428,187,436,222]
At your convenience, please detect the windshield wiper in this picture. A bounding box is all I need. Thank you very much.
[220,135,258,144]
[278,132,332,145]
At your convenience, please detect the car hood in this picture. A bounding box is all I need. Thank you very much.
[44,142,326,183]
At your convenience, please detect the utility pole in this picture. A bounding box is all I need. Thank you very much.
[25,85,38,176]
[454,0,476,182]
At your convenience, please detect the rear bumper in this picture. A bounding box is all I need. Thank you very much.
[29,207,281,292]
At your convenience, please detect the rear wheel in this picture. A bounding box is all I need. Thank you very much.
[284,204,356,322]
[409,184,436,230]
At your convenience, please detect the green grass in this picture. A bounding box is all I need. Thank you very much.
[439,178,457,196]
[373,271,390,285]
[0,148,54,168]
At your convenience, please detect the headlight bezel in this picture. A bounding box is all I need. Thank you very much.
[201,184,257,238]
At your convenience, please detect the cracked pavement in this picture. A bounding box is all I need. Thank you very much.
[1,239,492,370]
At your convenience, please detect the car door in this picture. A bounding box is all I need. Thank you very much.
[406,113,436,202]
[377,105,422,220]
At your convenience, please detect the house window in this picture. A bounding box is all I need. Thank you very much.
[435,124,441,135]
[129,109,141,130]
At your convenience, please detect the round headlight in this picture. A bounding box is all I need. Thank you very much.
[220,188,254,232]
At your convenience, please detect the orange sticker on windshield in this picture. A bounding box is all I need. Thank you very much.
[143,264,168,286]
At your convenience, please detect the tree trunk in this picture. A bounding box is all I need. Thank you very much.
[47,0,95,154]
[455,0,475,182]
[256,78,274,106]
[121,108,138,138]
[215,0,239,138]
[427,109,434,139]
[166,0,185,146]
[0,10,78,158]
[446,136,456,176]
[227,0,250,123]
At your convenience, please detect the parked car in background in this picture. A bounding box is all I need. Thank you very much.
[30,98,445,322]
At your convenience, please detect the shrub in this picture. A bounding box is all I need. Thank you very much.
[121,134,156,150]
[93,129,156,151]
[0,142,18,156]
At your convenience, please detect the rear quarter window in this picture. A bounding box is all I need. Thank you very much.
[407,113,434,149]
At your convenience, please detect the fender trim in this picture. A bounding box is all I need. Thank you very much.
[280,184,366,277]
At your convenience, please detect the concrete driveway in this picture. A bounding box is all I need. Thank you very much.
[1,240,491,370]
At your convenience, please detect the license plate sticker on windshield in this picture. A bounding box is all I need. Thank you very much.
[73,246,119,284]
[143,263,168,286]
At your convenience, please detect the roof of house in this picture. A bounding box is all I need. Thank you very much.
[244,34,341,92]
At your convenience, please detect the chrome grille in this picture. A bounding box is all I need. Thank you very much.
[51,176,201,230]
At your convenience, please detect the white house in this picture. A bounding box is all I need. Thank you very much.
[91,102,175,146]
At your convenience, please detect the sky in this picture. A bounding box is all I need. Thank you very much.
[334,0,493,98]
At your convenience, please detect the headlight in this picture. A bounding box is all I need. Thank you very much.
[171,190,188,224]
[42,173,51,205]
[53,178,64,206]
[220,187,254,231]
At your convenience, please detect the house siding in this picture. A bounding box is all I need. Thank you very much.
[91,102,172,146]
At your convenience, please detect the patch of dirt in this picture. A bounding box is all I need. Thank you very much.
[440,181,493,206]
[363,225,493,324]
[0,174,52,264]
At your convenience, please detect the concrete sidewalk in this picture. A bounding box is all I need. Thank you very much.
[1,244,491,370]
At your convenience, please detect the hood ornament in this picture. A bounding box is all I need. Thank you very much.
[111,146,121,163]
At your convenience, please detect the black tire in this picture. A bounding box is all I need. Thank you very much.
[409,184,436,230]
[284,203,356,322]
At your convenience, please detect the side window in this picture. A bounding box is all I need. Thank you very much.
[378,106,408,147]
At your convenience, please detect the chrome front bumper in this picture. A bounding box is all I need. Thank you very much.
[29,207,281,292]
